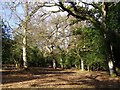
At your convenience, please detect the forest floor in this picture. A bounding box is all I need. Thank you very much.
[1,67,120,88]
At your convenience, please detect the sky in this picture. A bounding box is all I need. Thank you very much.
[0,1,67,29]
[0,0,120,39]
[0,1,67,40]
[0,2,21,28]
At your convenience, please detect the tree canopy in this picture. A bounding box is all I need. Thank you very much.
[1,0,120,76]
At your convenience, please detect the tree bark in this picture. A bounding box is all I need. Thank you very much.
[81,59,84,71]
[87,65,90,71]
[52,57,56,69]
[60,58,64,69]
[23,32,27,68]
[108,60,114,76]
[75,64,78,69]
[77,53,84,71]
[23,1,28,69]
[106,42,118,76]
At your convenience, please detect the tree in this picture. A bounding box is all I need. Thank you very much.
[105,2,120,74]
[66,21,87,70]
[55,0,120,76]
[2,1,49,69]
[1,17,13,64]
[27,13,75,69]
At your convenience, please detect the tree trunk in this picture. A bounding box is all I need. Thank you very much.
[106,43,118,76]
[52,57,56,69]
[77,54,84,70]
[23,1,28,69]
[108,60,114,76]
[101,1,117,76]
[87,65,90,71]
[23,36,27,69]
[60,58,64,69]
[14,60,20,68]
[75,64,78,69]
[81,59,84,71]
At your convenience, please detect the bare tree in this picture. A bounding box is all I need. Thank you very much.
[2,1,50,69]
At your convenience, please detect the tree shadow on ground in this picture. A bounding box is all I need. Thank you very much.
[54,74,120,88]
[2,67,120,88]
[2,67,75,84]
[83,75,120,88]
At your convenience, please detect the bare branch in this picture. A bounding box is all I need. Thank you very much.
[6,2,24,23]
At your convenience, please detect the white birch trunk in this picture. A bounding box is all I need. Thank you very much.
[23,1,28,69]
[53,58,56,69]
[81,59,84,71]
[23,35,27,68]
[60,58,64,69]
[108,60,114,76]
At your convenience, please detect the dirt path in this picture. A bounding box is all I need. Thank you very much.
[1,67,120,88]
